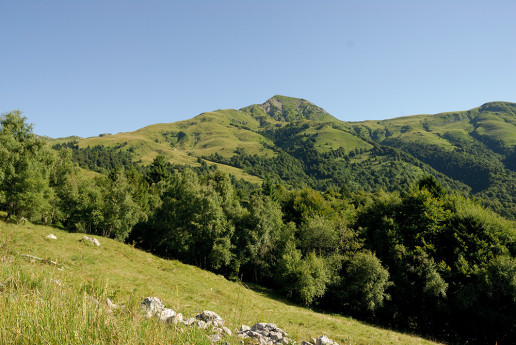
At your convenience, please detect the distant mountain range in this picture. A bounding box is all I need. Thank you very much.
[49,95,516,219]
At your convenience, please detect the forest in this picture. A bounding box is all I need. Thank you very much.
[1,111,516,344]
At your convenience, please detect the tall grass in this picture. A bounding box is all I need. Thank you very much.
[0,233,210,344]
[0,220,441,345]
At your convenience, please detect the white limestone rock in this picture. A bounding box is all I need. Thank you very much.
[196,310,225,327]
[166,312,183,325]
[315,335,339,345]
[158,307,176,321]
[141,297,164,318]
[208,334,223,343]
[80,235,100,247]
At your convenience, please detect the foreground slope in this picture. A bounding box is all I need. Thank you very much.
[0,220,440,345]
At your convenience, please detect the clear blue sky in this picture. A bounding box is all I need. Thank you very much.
[1,0,515,138]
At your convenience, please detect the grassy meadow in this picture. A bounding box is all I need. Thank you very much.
[0,220,441,345]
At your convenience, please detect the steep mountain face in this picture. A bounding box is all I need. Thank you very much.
[54,97,516,219]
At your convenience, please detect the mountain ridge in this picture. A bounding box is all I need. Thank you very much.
[47,96,516,219]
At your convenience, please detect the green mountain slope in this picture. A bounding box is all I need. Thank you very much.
[1,219,441,345]
[349,101,516,218]
[50,97,516,219]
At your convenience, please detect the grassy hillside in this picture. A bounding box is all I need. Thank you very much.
[353,101,516,150]
[45,97,516,219]
[1,219,441,345]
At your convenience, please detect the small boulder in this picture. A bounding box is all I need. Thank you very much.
[80,235,100,247]
[166,313,183,325]
[315,335,339,345]
[208,334,223,343]
[158,307,176,321]
[197,320,208,330]
[269,331,283,342]
[181,317,197,326]
[141,297,164,317]
[196,310,224,327]
[46,234,57,240]
[222,326,232,336]
[239,323,289,345]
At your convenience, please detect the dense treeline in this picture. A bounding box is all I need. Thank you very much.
[384,138,516,219]
[52,141,136,173]
[2,111,516,344]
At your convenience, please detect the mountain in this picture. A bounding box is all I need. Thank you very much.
[51,97,516,219]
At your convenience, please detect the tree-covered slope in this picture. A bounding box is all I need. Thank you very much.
[349,101,516,218]
[45,97,516,219]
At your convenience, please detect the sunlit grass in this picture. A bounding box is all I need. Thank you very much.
[0,220,441,345]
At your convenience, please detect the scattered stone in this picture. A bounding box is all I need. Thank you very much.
[139,298,341,345]
[166,313,183,325]
[157,307,175,321]
[106,298,118,309]
[208,334,223,343]
[238,323,291,345]
[315,335,339,345]
[46,234,57,239]
[181,317,197,326]
[196,310,225,327]
[80,235,100,247]
[197,320,208,330]
[141,297,165,318]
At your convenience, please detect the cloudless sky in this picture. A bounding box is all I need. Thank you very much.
[1,0,515,138]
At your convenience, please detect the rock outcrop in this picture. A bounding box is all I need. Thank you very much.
[238,323,293,344]
[141,297,341,344]
[141,297,231,342]
[141,296,177,321]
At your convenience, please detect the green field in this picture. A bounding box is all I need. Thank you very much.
[1,220,441,345]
